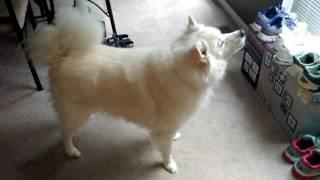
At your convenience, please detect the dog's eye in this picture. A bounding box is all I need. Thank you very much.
[217,39,224,47]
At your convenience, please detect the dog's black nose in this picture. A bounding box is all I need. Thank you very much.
[240,30,245,37]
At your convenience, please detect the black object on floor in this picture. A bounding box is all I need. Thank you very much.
[103,34,134,47]
[80,0,134,48]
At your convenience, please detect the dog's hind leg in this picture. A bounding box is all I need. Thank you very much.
[58,105,91,158]
[151,130,177,174]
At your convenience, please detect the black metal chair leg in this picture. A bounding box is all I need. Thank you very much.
[104,0,133,47]
[76,0,134,47]
[34,0,46,17]
[5,0,43,91]
[23,42,43,90]
[27,2,37,29]
[5,0,23,41]
[49,0,55,20]
[105,0,117,34]
[41,0,52,24]
[26,58,43,91]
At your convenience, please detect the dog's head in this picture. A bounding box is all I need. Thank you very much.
[174,39,228,88]
[177,16,245,61]
[174,17,246,87]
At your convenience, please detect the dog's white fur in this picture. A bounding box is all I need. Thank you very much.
[28,9,245,174]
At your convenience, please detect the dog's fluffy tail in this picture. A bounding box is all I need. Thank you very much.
[27,8,103,65]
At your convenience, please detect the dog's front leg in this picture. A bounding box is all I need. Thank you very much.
[151,131,177,174]
[174,132,181,141]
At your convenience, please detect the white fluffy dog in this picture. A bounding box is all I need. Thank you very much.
[28,9,245,174]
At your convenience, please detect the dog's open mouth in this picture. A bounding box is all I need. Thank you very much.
[239,42,245,49]
[238,37,246,49]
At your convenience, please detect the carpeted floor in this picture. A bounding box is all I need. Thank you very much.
[0,0,297,179]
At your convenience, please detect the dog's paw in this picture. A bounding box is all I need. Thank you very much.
[163,159,178,174]
[174,132,182,141]
[66,147,81,158]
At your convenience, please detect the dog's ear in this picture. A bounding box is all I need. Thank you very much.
[190,40,209,64]
[188,16,199,30]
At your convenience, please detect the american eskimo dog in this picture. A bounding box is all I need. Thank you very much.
[28,9,245,174]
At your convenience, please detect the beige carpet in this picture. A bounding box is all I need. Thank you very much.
[0,0,297,179]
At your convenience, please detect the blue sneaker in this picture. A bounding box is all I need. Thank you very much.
[262,16,283,35]
[250,5,297,42]
[278,8,297,31]
[257,16,283,42]
[250,6,281,32]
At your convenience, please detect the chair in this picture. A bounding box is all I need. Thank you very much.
[74,0,134,47]
[1,0,43,90]
[33,0,54,23]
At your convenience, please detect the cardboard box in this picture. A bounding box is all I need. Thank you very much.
[241,41,262,89]
[246,26,273,55]
[257,46,320,139]
[241,26,274,89]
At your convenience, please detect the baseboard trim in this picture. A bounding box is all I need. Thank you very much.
[216,0,248,30]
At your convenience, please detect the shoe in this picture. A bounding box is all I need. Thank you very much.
[288,53,320,76]
[287,53,320,90]
[281,11,297,31]
[250,6,281,32]
[262,16,283,36]
[283,134,320,164]
[295,53,320,68]
[298,63,320,90]
[256,32,278,43]
[292,149,320,179]
[295,53,320,90]
[274,50,293,66]
[273,39,293,66]
[250,5,296,42]
[257,16,283,42]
